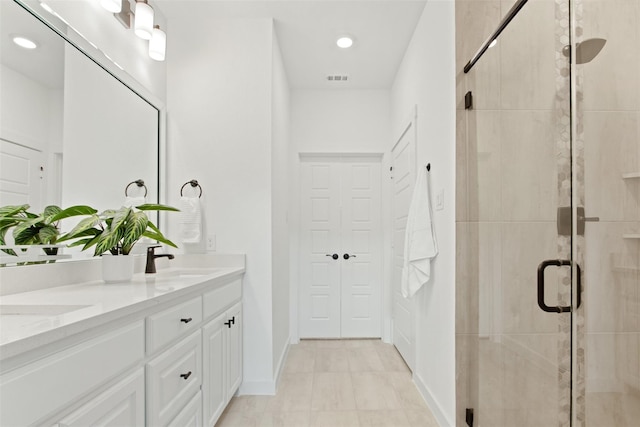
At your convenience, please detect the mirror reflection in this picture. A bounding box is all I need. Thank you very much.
[0,0,159,220]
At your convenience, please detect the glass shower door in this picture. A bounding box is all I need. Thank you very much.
[457,0,575,424]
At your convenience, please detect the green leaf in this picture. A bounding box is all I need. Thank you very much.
[38,225,59,244]
[11,216,42,238]
[94,227,124,256]
[42,205,62,224]
[109,207,131,234]
[135,204,180,212]
[49,205,97,222]
[142,230,178,248]
[99,209,118,220]
[121,211,148,254]
[67,237,94,248]
[13,225,39,245]
[58,214,102,242]
[0,204,29,218]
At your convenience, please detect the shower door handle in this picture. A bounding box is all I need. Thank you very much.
[537,260,582,313]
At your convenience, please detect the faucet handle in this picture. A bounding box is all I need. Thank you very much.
[146,245,161,255]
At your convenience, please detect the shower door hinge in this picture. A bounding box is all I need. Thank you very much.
[557,206,600,236]
[465,91,473,110]
[466,408,474,427]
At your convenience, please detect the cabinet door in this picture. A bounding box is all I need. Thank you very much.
[58,369,144,427]
[226,303,242,397]
[147,330,202,427]
[202,313,226,427]
[167,391,202,427]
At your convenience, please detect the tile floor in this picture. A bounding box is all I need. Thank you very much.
[215,339,440,427]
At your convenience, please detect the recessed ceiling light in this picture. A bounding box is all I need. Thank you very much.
[337,36,354,49]
[12,36,38,49]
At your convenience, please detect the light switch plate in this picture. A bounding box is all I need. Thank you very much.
[436,189,444,211]
[207,235,216,251]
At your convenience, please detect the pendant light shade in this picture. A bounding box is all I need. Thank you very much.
[134,0,154,40]
[100,0,121,13]
[149,25,166,61]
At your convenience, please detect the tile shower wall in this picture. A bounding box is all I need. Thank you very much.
[579,0,640,424]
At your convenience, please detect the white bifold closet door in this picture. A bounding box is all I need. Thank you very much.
[299,157,382,338]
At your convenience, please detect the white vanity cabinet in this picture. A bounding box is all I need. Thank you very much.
[0,268,244,427]
[202,280,243,427]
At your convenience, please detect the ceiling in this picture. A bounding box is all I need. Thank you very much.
[0,0,65,89]
[155,0,427,90]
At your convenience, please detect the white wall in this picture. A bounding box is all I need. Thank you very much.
[271,29,291,378]
[390,1,456,425]
[47,0,167,102]
[289,89,390,341]
[166,16,276,393]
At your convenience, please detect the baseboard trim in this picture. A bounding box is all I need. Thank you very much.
[413,372,454,427]
[237,337,291,396]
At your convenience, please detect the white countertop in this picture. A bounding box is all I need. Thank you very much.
[0,262,244,362]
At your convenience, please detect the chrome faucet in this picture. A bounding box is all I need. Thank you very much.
[145,245,174,274]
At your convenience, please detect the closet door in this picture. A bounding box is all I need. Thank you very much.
[299,157,382,339]
[299,161,342,338]
[340,161,382,338]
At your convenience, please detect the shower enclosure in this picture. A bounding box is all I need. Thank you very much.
[455,0,640,424]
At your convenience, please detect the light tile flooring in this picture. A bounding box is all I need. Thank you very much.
[216,339,439,427]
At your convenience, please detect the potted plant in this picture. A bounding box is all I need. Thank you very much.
[0,205,63,261]
[54,204,179,283]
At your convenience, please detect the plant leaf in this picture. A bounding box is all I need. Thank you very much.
[42,205,62,224]
[121,211,148,255]
[109,207,131,234]
[57,214,101,242]
[135,204,180,212]
[142,230,178,248]
[49,205,97,222]
[38,225,59,244]
[13,225,39,245]
[0,204,29,218]
[94,227,124,256]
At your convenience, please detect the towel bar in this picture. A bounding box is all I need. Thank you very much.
[180,179,203,198]
[125,179,148,197]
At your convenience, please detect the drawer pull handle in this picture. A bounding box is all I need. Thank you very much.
[224,316,235,328]
[180,371,192,380]
[224,319,232,328]
[180,318,193,323]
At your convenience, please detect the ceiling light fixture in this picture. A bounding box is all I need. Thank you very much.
[100,0,121,13]
[148,25,166,61]
[336,36,354,49]
[134,0,154,40]
[12,36,38,49]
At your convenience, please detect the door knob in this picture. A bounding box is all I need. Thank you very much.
[343,253,357,260]
[326,254,339,260]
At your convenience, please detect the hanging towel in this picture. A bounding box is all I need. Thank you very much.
[179,196,202,243]
[401,164,438,298]
[123,196,146,208]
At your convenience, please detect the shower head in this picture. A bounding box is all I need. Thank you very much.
[563,38,607,64]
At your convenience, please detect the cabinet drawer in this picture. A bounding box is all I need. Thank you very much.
[146,296,202,353]
[146,330,202,427]
[0,322,144,427]
[58,368,145,427]
[167,391,202,427]
[203,279,241,319]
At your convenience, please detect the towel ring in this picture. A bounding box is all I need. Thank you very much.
[125,179,148,197]
[180,179,203,198]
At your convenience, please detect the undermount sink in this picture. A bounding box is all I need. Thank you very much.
[0,305,90,316]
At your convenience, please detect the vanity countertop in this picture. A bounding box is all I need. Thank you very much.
[0,265,244,362]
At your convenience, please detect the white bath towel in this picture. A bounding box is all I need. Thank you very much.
[123,196,146,208]
[179,196,202,243]
[401,164,438,298]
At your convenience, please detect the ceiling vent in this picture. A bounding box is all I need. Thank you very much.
[326,75,349,82]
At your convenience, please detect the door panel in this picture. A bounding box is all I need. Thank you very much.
[0,139,43,210]
[391,122,416,370]
[299,158,382,339]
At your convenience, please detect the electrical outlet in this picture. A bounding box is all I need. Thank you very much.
[207,235,216,251]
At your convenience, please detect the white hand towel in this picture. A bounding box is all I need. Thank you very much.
[179,196,202,244]
[401,164,438,298]
[123,196,146,208]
